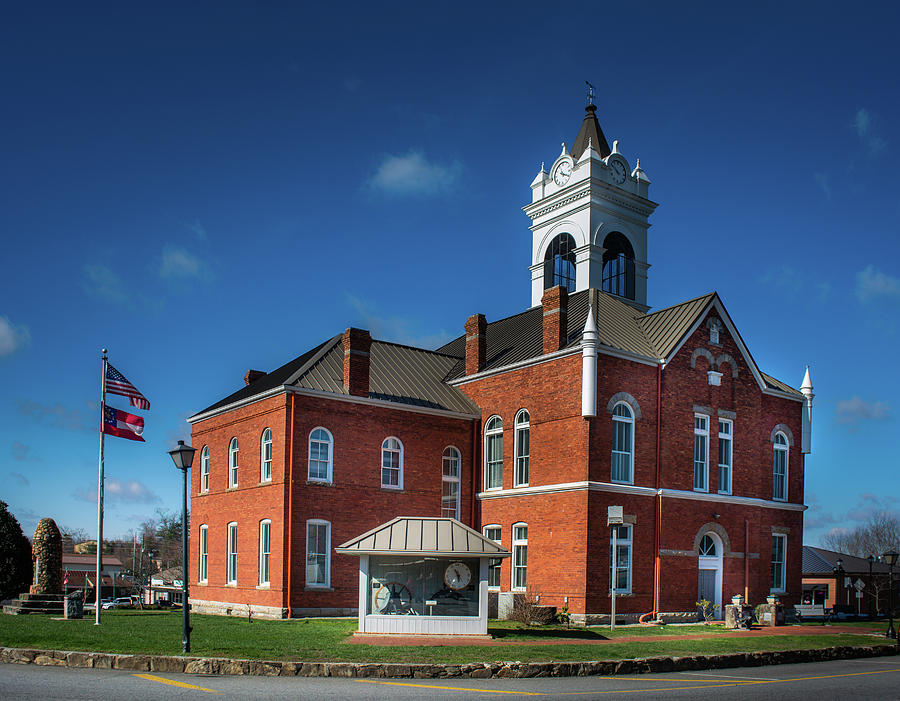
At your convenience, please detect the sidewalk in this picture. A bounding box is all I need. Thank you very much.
[347,624,883,646]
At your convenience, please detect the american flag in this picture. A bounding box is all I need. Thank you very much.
[106,364,150,410]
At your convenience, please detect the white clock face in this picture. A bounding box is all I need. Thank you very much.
[610,159,627,185]
[443,561,472,590]
[553,161,572,186]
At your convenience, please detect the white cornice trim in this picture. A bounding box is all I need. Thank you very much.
[476,480,806,512]
[762,387,804,403]
[449,347,581,385]
[188,385,479,425]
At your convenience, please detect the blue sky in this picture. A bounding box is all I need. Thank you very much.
[1,2,898,544]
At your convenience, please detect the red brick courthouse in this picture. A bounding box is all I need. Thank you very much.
[187,102,814,623]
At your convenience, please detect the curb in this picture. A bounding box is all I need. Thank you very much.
[1,643,896,678]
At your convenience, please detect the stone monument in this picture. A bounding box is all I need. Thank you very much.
[30,518,63,595]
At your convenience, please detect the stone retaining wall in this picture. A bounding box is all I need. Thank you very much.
[0,644,895,678]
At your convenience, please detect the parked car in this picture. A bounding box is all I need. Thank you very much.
[101,597,134,609]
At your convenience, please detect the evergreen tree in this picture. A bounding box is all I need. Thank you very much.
[0,501,32,601]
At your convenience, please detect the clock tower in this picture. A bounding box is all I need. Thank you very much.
[524,100,658,311]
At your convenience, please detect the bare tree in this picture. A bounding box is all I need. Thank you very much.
[822,511,900,558]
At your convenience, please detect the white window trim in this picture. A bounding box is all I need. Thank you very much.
[773,432,789,502]
[611,402,635,485]
[771,533,787,593]
[226,522,237,585]
[717,418,732,495]
[484,415,504,491]
[483,524,502,591]
[259,519,271,586]
[200,446,209,493]
[228,438,239,488]
[693,414,709,492]
[260,428,273,483]
[198,525,208,583]
[610,524,633,594]
[512,522,528,592]
[380,436,404,490]
[514,409,530,487]
[305,519,331,589]
[308,427,334,484]
[442,446,461,519]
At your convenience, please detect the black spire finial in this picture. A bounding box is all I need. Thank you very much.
[585,80,595,107]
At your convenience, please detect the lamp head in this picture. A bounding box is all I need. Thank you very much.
[883,551,899,567]
[168,440,197,471]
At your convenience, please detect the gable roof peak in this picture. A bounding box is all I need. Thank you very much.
[570,102,611,160]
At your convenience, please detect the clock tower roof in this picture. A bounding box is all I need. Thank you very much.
[570,103,611,160]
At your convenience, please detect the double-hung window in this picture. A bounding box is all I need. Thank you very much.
[514,410,530,487]
[260,429,272,482]
[693,415,709,491]
[198,525,208,583]
[771,534,787,592]
[512,523,528,591]
[611,403,634,483]
[228,438,239,488]
[259,520,271,586]
[610,524,632,593]
[484,416,503,490]
[381,437,403,489]
[200,446,209,493]
[483,525,502,588]
[306,520,330,588]
[226,522,237,584]
[308,428,333,482]
[773,432,788,501]
[442,447,461,518]
[717,419,732,494]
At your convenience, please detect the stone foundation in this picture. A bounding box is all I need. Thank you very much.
[572,611,699,626]
[190,599,359,619]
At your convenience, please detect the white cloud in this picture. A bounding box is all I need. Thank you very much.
[813,171,831,200]
[83,264,128,304]
[834,396,891,426]
[75,478,159,505]
[17,399,94,432]
[853,108,888,155]
[160,245,205,280]
[346,294,453,349]
[856,265,900,302]
[368,151,461,195]
[11,441,38,463]
[846,493,899,523]
[10,472,29,486]
[0,315,30,356]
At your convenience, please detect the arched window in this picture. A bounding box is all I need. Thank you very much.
[484,416,503,490]
[514,410,530,487]
[601,232,635,300]
[611,403,634,483]
[381,437,403,489]
[699,534,718,556]
[543,233,576,292]
[442,447,461,518]
[260,429,272,482]
[200,446,209,493]
[228,438,239,488]
[773,432,789,501]
[308,428,333,483]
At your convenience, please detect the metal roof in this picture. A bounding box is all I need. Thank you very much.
[336,517,510,558]
[802,545,891,575]
[639,293,715,358]
[570,103,611,160]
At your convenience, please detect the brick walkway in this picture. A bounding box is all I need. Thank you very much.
[348,625,883,646]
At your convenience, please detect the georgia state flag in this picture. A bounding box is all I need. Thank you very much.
[103,406,145,442]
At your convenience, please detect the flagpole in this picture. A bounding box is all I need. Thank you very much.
[95,349,108,625]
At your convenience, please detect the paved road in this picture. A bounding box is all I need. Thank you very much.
[2,657,899,700]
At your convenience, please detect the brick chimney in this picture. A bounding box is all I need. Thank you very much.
[465,314,487,375]
[244,369,266,386]
[542,285,568,354]
[342,328,371,397]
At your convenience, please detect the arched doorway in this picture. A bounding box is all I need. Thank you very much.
[697,532,723,619]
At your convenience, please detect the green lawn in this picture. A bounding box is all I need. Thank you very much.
[0,611,892,664]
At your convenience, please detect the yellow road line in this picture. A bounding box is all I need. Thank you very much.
[132,673,220,693]
[354,679,544,695]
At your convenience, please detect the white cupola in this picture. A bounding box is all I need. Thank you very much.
[524,99,658,310]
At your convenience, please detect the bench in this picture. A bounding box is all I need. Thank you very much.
[794,604,831,624]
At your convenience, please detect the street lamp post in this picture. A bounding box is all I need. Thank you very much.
[168,440,196,653]
[882,550,899,640]
[833,558,845,614]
